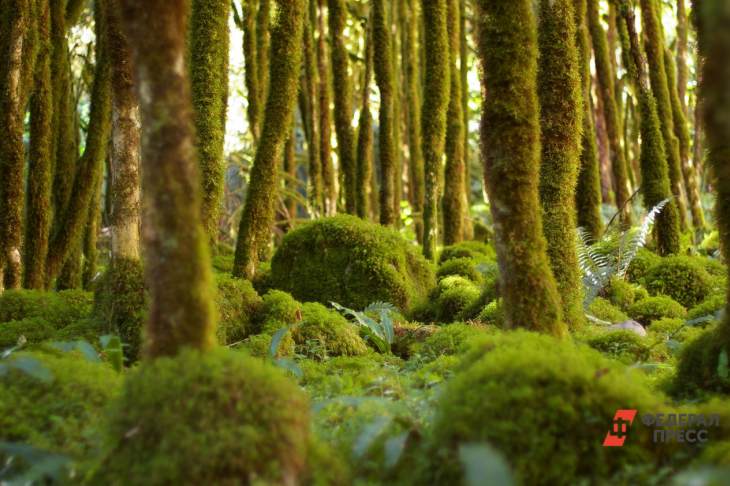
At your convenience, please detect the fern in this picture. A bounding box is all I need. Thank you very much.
[331,301,396,354]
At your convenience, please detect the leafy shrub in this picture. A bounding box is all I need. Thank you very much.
[628,296,687,326]
[391,322,439,358]
[588,297,629,323]
[0,289,93,329]
[644,256,713,308]
[270,215,436,312]
[0,350,121,457]
[436,257,484,284]
[95,348,310,484]
[586,330,651,363]
[214,274,263,345]
[429,331,672,485]
[0,318,54,348]
[438,241,496,264]
[292,303,368,358]
[415,323,490,361]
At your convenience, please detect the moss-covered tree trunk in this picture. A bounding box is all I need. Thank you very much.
[257,0,271,100]
[233,0,305,279]
[328,0,356,214]
[45,0,112,284]
[119,0,216,357]
[676,0,689,116]
[0,0,32,290]
[356,18,373,220]
[317,0,336,215]
[242,0,261,140]
[190,0,230,246]
[108,0,140,262]
[574,0,603,240]
[459,0,472,240]
[302,0,323,216]
[640,0,689,230]
[23,0,53,289]
[421,0,449,260]
[476,0,566,336]
[82,180,102,288]
[372,0,396,226]
[403,0,424,242]
[441,0,465,245]
[537,0,584,329]
[587,0,632,225]
[620,1,681,255]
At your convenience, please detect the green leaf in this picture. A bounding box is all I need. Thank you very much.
[352,416,392,459]
[7,357,53,383]
[458,443,514,486]
[0,442,71,484]
[274,358,302,378]
[48,340,100,362]
[384,432,408,469]
[718,349,729,381]
[269,327,290,358]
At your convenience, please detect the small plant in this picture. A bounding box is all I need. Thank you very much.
[577,199,669,307]
[331,301,397,354]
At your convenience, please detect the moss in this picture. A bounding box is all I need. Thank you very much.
[476,298,504,326]
[0,350,121,457]
[0,289,93,328]
[270,215,436,312]
[421,0,450,259]
[327,0,356,214]
[189,0,230,243]
[644,256,713,308]
[240,330,295,359]
[688,294,725,321]
[606,277,640,310]
[628,296,687,326]
[415,322,489,361]
[587,0,631,222]
[392,322,439,358]
[258,289,302,327]
[23,0,53,290]
[0,318,54,348]
[674,328,730,396]
[434,282,481,323]
[404,0,424,241]
[214,274,263,345]
[429,331,671,485]
[53,318,103,343]
[648,317,703,343]
[586,330,651,363]
[292,302,368,357]
[700,231,720,255]
[96,348,310,484]
[355,20,373,220]
[438,240,495,264]
[436,257,484,284]
[537,0,584,330]
[588,297,629,323]
[442,0,466,244]
[232,0,306,279]
[475,0,566,336]
[627,248,662,282]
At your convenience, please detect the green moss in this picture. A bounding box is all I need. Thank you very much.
[214,274,262,345]
[93,258,145,360]
[292,302,368,358]
[644,256,713,308]
[674,328,730,396]
[688,294,725,321]
[189,0,230,244]
[53,318,103,343]
[436,257,484,284]
[0,318,54,348]
[415,322,489,361]
[392,322,439,358]
[240,330,295,358]
[0,289,93,328]
[588,297,629,323]
[606,277,641,310]
[628,296,687,326]
[700,231,720,255]
[648,317,703,343]
[355,21,373,220]
[258,289,302,328]
[438,240,495,264]
[429,331,671,484]
[537,0,584,330]
[586,329,651,363]
[421,0,450,259]
[627,248,662,283]
[404,0,424,241]
[477,298,504,326]
[96,348,310,484]
[270,215,436,312]
[475,0,566,336]
[434,283,481,323]
[0,350,121,457]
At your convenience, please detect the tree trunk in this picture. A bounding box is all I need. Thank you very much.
[356,18,373,220]
[403,0,423,242]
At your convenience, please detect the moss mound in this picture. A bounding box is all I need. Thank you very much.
[292,302,368,358]
[628,296,687,326]
[97,348,310,485]
[626,248,661,283]
[644,256,713,308]
[588,297,629,323]
[0,350,121,457]
[257,289,302,328]
[430,331,671,485]
[214,274,263,345]
[0,289,93,329]
[270,215,436,312]
[415,323,490,361]
[436,257,485,284]
[586,329,651,363]
[438,240,496,264]
[0,317,55,348]
[93,258,147,361]
[674,328,730,396]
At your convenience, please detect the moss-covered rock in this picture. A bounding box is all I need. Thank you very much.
[0,289,93,329]
[415,322,490,361]
[588,297,629,323]
[270,215,436,312]
[628,296,687,326]
[0,318,55,348]
[429,330,672,484]
[258,289,303,327]
[477,298,504,326]
[433,279,481,322]
[644,256,713,308]
[606,277,643,310]
[674,328,730,396]
[96,348,310,484]
[436,257,484,284]
[0,350,121,457]
[688,294,725,321]
[586,329,651,363]
[214,274,262,345]
[292,302,368,358]
[626,248,662,283]
[438,240,496,264]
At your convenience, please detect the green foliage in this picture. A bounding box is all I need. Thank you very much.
[214,274,262,345]
[332,301,397,354]
[0,289,92,329]
[95,348,310,484]
[588,297,629,323]
[586,329,651,363]
[270,215,436,312]
[674,329,730,396]
[391,323,439,358]
[436,257,485,284]
[439,240,496,264]
[628,296,687,326]
[0,318,54,349]
[627,248,663,283]
[644,256,713,308]
[414,323,490,361]
[477,299,504,326]
[257,289,302,329]
[606,277,641,310]
[0,350,120,458]
[699,230,720,256]
[688,294,725,321]
[292,303,368,358]
[430,331,671,485]
[434,283,481,323]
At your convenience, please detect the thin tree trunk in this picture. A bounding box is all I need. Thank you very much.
[356,18,373,220]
